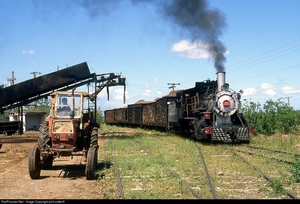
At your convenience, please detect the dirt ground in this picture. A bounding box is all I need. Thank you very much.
[0,131,107,200]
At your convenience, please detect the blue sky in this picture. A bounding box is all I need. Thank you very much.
[1,0,300,111]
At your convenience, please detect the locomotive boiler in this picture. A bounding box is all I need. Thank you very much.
[104,71,252,143]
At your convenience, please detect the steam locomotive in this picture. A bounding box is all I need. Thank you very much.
[104,72,253,143]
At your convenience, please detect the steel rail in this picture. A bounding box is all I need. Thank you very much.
[244,144,300,156]
[234,148,293,164]
[110,138,125,199]
[142,148,203,199]
[229,148,299,199]
[195,143,218,199]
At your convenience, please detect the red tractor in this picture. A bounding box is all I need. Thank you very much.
[28,73,126,180]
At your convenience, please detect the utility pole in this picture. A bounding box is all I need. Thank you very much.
[7,71,16,86]
[30,71,41,78]
[286,96,291,107]
[167,83,180,91]
[30,72,41,109]
[280,96,292,107]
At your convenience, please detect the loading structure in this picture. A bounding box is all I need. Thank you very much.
[0,62,126,134]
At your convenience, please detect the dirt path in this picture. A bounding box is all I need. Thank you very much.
[0,131,106,200]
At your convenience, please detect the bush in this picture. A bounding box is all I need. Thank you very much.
[241,99,300,135]
[290,156,300,183]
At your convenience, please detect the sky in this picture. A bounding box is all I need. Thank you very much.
[1,0,300,111]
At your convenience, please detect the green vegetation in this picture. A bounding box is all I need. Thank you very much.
[97,124,300,199]
[290,156,300,183]
[241,98,300,135]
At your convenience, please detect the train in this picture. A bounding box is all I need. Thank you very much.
[104,71,253,143]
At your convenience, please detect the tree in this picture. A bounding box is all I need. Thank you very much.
[25,97,51,115]
[241,98,300,135]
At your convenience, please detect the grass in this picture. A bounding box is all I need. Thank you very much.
[96,124,300,199]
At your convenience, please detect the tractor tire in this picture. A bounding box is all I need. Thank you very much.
[28,146,41,179]
[90,127,99,149]
[38,121,51,151]
[90,127,99,163]
[85,147,97,180]
[38,121,53,169]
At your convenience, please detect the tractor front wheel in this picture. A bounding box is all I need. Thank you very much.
[28,146,42,179]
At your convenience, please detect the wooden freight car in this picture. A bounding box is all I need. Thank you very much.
[154,96,178,128]
[127,104,143,126]
[141,101,156,127]
[114,107,127,124]
[104,109,116,124]
[104,95,178,130]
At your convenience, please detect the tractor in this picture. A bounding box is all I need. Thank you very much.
[28,72,126,180]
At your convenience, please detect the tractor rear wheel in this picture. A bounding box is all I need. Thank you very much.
[28,146,41,179]
[90,127,99,163]
[38,121,53,169]
[38,121,51,151]
[85,147,97,180]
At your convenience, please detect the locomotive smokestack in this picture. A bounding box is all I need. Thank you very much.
[217,71,225,91]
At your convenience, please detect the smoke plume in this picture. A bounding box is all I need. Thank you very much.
[160,0,227,72]
[78,0,228,71]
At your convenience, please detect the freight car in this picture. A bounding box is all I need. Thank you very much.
[104,71,253,143]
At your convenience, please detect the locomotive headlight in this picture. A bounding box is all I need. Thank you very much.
[67,134,73,140]
[53,134,60,140]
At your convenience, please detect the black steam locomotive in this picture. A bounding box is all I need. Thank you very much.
[104,72,253,143]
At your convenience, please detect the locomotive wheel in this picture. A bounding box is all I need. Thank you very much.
[85,147,97,180]
[28,146,41,179]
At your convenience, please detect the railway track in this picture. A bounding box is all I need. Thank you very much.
[109,138,205,199]
[99,132,300,199]
[110,138,125,199]
[229,147,299,199]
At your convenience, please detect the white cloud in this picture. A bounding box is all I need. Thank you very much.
[143,89,151,96]
[260,83,273,90]
[243,87,257,96]
[171,40,210,59]
[260,83,276,96]
[282,86,300,94]
[142,84,152,96]
[171,39,229,59]
[96,87,128,100]
[264,89,276,96]
[156,90,163,96]
[22,50,35,54]
[113,88,127,100]
[152,78,158,82]
[97,86,112,98]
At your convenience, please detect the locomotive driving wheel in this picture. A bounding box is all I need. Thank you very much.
[28,146,42,179]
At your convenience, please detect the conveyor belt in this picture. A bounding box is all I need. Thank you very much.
[0,62,96,112]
